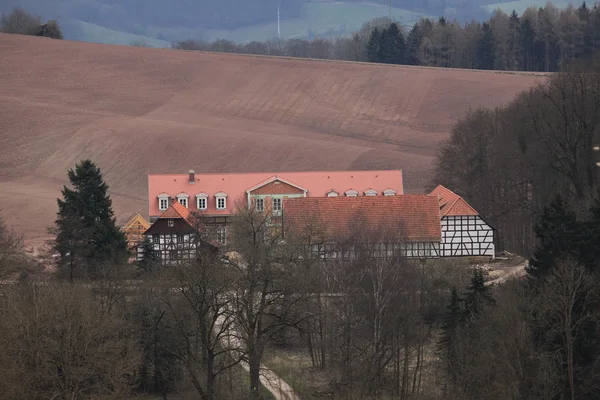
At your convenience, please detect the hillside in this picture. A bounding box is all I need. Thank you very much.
[0,34,544,240]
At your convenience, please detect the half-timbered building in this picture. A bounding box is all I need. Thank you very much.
[137,202,218,266]
[429,185,495,258]
[147,169,404,245]
[282,195,442,259]
[121,213,150,250]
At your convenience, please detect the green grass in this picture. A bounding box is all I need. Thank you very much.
[483,0,585,14]
[65,19,171,48]
[199,2,431,43]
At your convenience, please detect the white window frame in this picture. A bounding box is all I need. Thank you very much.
[273,198,282,212]
[158,194,170,211]
[383,189,397,196]
[176,193,189,208]
[196,193,208,210]
[345,189,358,197]
[326,190,339,197]
[217,226,227,245]
[256,198,265,211]
[215,192,227,210]
[168,219,174,227]
[364,189,377,196]
[153,235,159,244]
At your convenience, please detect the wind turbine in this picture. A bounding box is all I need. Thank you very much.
[278,1,281,39]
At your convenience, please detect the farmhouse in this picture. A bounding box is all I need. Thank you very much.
[137,201,218,266]
[139,170,496,263]
[147,169,404,244]
[282,195,443,259]
[429,185,495,258]
[121,213,150,250]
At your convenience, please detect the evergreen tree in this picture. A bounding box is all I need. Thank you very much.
[461,269,495,324]
[53,160,128,281]
[518,18,536,71]
[366,27,381,62]
[138,237,160,274]
[385,22,406,64]
[437,288,462,384]
[477,22,495,70]
[527,195,584,280]
[377,27,390,63]
[406,23,424,65]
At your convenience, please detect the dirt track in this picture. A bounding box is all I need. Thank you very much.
[0,34,544,239]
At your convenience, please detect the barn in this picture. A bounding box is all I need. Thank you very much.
[429,185,495,258]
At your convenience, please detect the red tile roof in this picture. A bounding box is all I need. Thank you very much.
[283,195,442,242]
[429,185,478,217]
[158,201,192,222]
[148,170,404,217]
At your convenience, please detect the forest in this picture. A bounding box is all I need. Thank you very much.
[174,2,600,72]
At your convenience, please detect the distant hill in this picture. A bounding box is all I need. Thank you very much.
[62,20,170,48]
[0,34,544,239]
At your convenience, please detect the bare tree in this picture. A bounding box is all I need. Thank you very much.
[536,258,599,400]
[0,215,26,278]
[154,230,244,400]
[0,7,41,35]
[0,283,140,400]
[226,200,309,399]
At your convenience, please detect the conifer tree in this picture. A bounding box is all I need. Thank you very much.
[366,27,381,62]
[406,23,423,65]
[527,195,584,280]
[461,269,494,324]
[138,237,160,273]
[53,159,128,281]
[437,287,462,354]
[386,22,406,64]
[477,22,495,70]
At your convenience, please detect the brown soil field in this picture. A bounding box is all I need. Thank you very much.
[0,34,545,241]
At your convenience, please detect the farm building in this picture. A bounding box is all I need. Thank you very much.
[121,213,150,249]
[137,202,218,266]
[147,169,404,245]
[429,185,495,258]
[282,195,443,259]
[139,170,496,264]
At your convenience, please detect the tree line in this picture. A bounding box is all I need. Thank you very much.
[174,2,600,73]
[434,53,600,257]
[0,7,63,39]
[1,158,600,399]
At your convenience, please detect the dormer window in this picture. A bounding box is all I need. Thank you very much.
[196,193,208,210]
[176,193,189,208]
[364,189,377,196]
[383,189,397,196]
[158,194,170,211]
[215,192,227,210]
[345,189,358,197]
[326,190,339,197]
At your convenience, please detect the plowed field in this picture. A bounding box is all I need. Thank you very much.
[0,34,544,239]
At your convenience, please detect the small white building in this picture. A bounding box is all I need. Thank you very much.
[429,185,495,258]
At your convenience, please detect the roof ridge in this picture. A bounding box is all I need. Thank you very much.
[149,169,403,177]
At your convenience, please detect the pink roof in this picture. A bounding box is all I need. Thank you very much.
[428,185,478,217]
[148,170,403,217]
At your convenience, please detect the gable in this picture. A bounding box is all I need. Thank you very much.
[249,179,306,195]
[444,198,478,216]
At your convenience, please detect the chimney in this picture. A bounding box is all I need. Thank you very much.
[188,170,195,184]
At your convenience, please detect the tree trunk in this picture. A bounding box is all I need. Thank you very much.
[206,352,215,400]
[249,347,262,400]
